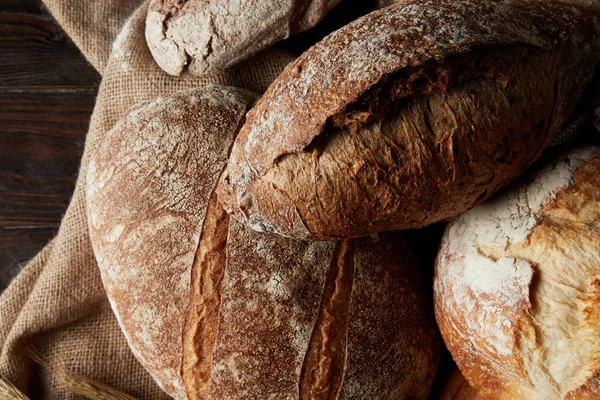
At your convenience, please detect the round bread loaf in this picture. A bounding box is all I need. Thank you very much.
[217,0,600,240]
[434,146,600,399]
[86,86,259,399]
[87,87,441,399]
[145,0,343,76]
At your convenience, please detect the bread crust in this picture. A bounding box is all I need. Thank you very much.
[87,86,440,399]
[145,0,343,76]
[434,146,600,399]
[217,0,600,239]
[198,226,440,400]
[86,86,258,399]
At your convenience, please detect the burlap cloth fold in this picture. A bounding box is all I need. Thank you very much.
[0,1,308,398]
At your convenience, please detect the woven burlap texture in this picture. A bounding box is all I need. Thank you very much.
[0,1,299,398]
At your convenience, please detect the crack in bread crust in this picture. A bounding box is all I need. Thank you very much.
[182,190,230,400]
[435,147,600,400]
[299,240,355,399]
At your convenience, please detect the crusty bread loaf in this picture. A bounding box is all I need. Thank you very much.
[217,0,600,240]
[145,0,343,76]
[87,87,440,399]
[184,221,440,400]
[434,146,600,399]
[86,86,258,399]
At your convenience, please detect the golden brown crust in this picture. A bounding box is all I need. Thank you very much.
[202,226,440,400]
[86,86,258,400]
[217,0,600,239]
[299,240,354,399]
[206,222,336,399]
[434,146,600,399]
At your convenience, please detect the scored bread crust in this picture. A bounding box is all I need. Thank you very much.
[145,0,343,76]
[87,86,440,399]
[86,86,258,399]
[184,222,440,400]
[217,0,600,240]
[434,146,600,399]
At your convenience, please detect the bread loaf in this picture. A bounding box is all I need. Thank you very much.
[146,0,343,76]
[217,0,600,240]
[87,87,441,399]
[86,86,258,399]
[184,221,440,400]
[434,146,600,399]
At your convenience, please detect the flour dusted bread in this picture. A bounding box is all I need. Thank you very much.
[87,87,440,399]
[146,0,343,76]
[86,86,258,399]
[184,222,440,400]
[217,0,600,240]
[434,146,600,399]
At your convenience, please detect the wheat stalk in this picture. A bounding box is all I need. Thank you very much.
[0,378,30,400]
[26,347,138,400]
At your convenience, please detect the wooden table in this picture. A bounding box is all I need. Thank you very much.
[0,0,100,292]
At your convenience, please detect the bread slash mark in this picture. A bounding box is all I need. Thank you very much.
[299,240,355,399]
[181,188,230,400]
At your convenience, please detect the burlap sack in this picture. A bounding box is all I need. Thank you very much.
[0,0,308,398]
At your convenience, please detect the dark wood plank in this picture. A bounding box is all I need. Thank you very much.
[0,12,101,87]
[0,0,42,15]
[0,227,56,292]
[0,2,99,291]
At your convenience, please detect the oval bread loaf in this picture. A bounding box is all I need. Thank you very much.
[87,87,441,399]
[146,0,343,76]
[434,145,600,399]
[217,0,600,240]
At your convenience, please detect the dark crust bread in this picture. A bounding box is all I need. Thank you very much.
[86,86,258,399]
[186,224,440,400]
[217,0,600,239]
[88,86,440,399]
[145,0,343,76]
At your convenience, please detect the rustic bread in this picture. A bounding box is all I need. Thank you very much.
[86,86,258,399]
[145,0,343,76]
[434,146,600,399]
[184,221,440,400]
[217,0,600,240]
[87,87,440,399]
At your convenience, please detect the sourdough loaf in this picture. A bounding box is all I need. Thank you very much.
[87,87,440,399]
[184,221,440,400]
[217,0,600,240]
[145,0,343,76]
[86,86,258,399]
[434,146,600,399]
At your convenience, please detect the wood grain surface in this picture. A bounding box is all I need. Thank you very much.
[0,0,100,291]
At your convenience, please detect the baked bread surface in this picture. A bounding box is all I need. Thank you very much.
[435,146,600,399]
[217,0,600,239]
